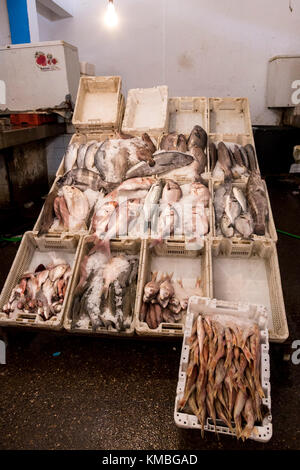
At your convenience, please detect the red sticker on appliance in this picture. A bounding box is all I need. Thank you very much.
[35,52,60,71]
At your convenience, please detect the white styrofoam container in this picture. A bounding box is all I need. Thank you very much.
[80,61,95,76]
[0,41,80,111]
[174,296,272,442]
[210,238,289,343]
[267,55,300,108]
[0,232,82,330]
[122,86,169,137]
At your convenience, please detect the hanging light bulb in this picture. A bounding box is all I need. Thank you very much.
[104,0,118,28]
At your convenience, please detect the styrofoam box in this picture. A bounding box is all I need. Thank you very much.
[122,86,169,138]
[209,98,252,135]
[0,232,82,330]
[64,238,142,336]
[134,239,212,337]
[210,238,288,343]
[212,179,277,243]
[56,131,116,177]
[72,76,123,132]
[174,296,272,442]
[0,41,80,112]
[208,133,260,179]
[168,97,208,135]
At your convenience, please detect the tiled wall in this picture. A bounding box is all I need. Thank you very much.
[45,134,71,184]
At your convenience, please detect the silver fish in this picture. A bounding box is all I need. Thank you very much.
[214,184,226,225]
[64,143,79,172]
[143,179,163,224]
[233,187,247,212]
[57,168,111,192]
[235,213,254,238]
[225,191,241,225]
[246,170,268,235]
[125,151,193,179]
[84,141,100,171]
[220,214,234,237]
[77,143,90,168]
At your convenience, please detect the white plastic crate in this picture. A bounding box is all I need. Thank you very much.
[122,86,169,138]
[0,232,82,330]
[211,238,288,342]
[211,179,277,243]
[174,296,272,442]
[134,239,212,337]
[64,237,142,336]
[168,97,208,135]
[72,76,123,132]
[208,98,252,135]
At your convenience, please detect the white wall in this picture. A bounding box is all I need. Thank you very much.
[0,0,11,45]
[37,0,300,125]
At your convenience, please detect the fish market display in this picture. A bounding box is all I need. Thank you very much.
[3,260,71,321]
[125,151,193,180]
[153,180,210,241]
[178,313,267,440]
[210,141,258,180]
[71,240,139,332]
[139,273,203,329]
[214,176,269,238]
[63,134,157,184]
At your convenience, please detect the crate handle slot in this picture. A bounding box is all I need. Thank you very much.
[161,323,183,331]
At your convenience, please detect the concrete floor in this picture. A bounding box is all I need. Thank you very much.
[0,177,299,450]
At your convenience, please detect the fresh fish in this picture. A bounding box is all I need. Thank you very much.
[209,141,217,170]
[225,191,241,225]
[158,274,174,304]
[49,264,68,283]
[213,184,226,225]
[157,204,180,239]
[212,160,225,180]
[241,397,255,440]
[244,144,257,171]
[143,272,161,302]
[141,133,156,154]
[159,159,202,182]
[239,146,249,169]
[57,168,110,192]
[246,171,268,235]
[92,200,118,236]
[235,213,254,238]
[232,164,248,179]
[177,134,187,153]
[143,179,163,224]
[233,187,247,212]
[161,179,182,204]
[125,152,193,179]
[38,187,58,236]
[189,146,207,174]
[190,183,210,207]
[84,142,100,171]
[117,177,155,192]
[217,142,232,180]
[62,186,89,231]
[233,145,244,167]
[160,133,179,151]
[233,390,247,438]
[77,143,91,168]
[64,142,79,172]
[187,125,207,150]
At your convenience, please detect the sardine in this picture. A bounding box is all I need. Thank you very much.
[187,125,207,150]
[125,152,193,179]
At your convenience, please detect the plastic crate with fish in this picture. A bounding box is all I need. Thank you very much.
[207,133,260,182]
[56,131,116,178]
[33,176,102,238]
[212,177,277,243]
[72,76,124,133]
[208,98,252,136]
[0,232,82,330]
[64,237,142,336]
[134,239,212,337]
[210,238,288,342]
[122,86,169,138]
[156,127,209,182]
[148,179,212,242]
[174,296,272,442]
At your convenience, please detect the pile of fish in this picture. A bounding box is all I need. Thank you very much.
[214,171,269,238]
[210,141,257,180]
[178,314,267,440]
[38,168,109,236]
[154,180,210,240]
[140,273,203,329]
[3,260,71,321]
[71,240,139,332]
